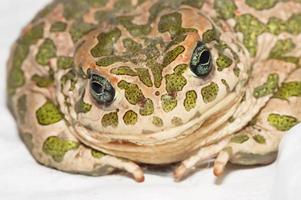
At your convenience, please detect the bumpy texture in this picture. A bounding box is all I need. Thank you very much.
[7,0,301,182]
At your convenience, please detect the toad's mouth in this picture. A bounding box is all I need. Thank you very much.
[72,91,244,164]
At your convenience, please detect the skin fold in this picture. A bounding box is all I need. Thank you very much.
[7,0,301,182]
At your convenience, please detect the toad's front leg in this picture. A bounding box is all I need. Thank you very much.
[214,68,301,176]
[12,89,144,182]
[175,68,301,181]
[174,63,300,181]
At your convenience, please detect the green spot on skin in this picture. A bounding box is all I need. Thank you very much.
[171,117,183,126]
[135,68,153,87]
[63,0,108,20]
[181,0,204,8]
[17,95,27,123]
[161,94,177,112]
[267,17,286,35]
[123,38,143,53]
[114,0,134,11]
[158,12,184,35]
[158,12,196,42]
[96,56,125,67]
[235,14,266,56]
[32,74,54,88]
[70,21,94,43]
[139,98,154,116]
[75,96,92,114]
[87,0,108,6]
[214,0,237,19]
[7,67,25,95]
[248,114,258,126]
[216,54,233,71]
[36,101,63,125]
[231,134,250,143]
[119,17,151,37]
[42,136,79,162]
[228,116,235,123]
[253,135,266,144]
[50,21,67,32]
[147,60,164,88]
[61,70,77,91]
[19,23,45,46]
[286,14,301,35]
[214,42,230,53]
[91,28,121,57]
[253,74,279,98]
[8,22,44,95]
[165,64,187,94]
[163,46,185,67]
[63,1,86,20]
[267,14,301,35]
[166,35,187,50]
[123,110,138,125]
[270,39,295,59]
[57,56,74,69]
[202,28,220,43]
[268,113,299,131]
[118,81,145,105]
[269,39,298,63]
[184,90,197,111]
[94,10,111,22]
[221,79,230,92]
[274,81,301,100]
[245,0,278,10]
[101,111,119,128]
[152,116,163,127]
[233,67,240,77]
[91,149,105,159]
[149,2,166,23]
[235,13,301,56]
[36,38,57,66]
[111,66,137,76]
[201,82,219,103]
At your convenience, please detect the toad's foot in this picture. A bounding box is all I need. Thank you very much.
[213,127,280,176]
[174,137,230,181]
[101,156,145,182]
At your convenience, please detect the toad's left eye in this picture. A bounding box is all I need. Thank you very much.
[190,42,212,77]
[88,71,115,105]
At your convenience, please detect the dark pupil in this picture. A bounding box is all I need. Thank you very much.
[190,42,212,77]
[89,73,115,105]
[199,50,210,64]
[91,82,103,94]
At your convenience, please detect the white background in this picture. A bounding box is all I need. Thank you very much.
[0,1,301,200]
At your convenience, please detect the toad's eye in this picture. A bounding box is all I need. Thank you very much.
[190,42,212,77]
[88,71,115,105]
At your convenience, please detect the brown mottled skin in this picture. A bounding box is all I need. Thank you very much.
[7,0,301,182]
